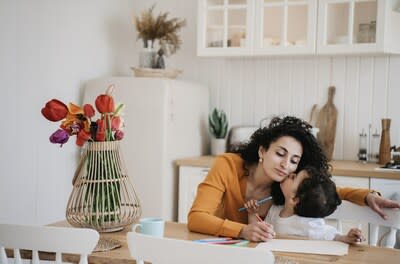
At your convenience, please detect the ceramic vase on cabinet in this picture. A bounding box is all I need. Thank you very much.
[66,141,142,233]
[211,138,226,156]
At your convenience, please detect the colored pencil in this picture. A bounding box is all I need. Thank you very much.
[238,195,272,212]
[255,213,263,223]
[231,240,249,247]
[192,237,232,243]
[207,239,245,245]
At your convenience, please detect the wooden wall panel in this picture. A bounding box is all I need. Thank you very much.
[343,57,360,160]
[197,55,400,160]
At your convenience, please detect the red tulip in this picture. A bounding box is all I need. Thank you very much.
[111,116,122,131]
[83,104,95,118]
[95,94,114,114]
[76,130,91,146]
[41,99,68,121]
[95,119,106,141]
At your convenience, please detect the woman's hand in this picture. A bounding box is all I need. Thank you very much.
[365,191,400,220]
[239,222,276,242]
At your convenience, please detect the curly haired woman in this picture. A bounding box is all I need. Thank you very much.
[187,116,400,242]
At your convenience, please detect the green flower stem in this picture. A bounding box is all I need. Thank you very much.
[84,143,121,226]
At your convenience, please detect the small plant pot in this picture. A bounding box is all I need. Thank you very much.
[211,138,226,156]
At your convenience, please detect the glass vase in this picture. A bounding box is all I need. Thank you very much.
[139,39,156,68]
[66,141,142,233]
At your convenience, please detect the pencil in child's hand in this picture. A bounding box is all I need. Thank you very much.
[238,195,272,212]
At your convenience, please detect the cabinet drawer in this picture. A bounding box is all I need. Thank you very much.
[178,166,209,223]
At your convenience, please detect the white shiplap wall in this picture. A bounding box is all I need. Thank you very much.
[131,1,400,161]
[0,0,137,225]
[191,56,400,161]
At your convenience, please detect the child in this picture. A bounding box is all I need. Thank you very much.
[244,166,365,244]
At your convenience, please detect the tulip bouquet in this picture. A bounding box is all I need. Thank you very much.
[42,85,136,229]
[41,85,124,146]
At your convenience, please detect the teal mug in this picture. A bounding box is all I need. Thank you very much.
[132,217,164,237]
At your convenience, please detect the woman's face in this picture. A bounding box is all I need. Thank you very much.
[259,136,303,182]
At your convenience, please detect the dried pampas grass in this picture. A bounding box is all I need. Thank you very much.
[135,5,186,56]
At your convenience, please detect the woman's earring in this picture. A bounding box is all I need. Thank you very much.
[259,157,263,163]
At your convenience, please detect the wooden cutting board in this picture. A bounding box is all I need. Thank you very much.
[316,86,338,161]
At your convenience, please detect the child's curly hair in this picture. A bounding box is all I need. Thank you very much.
[294,166,341,218]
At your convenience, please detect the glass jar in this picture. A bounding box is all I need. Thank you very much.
[369,21,376,43]
[357,23,370,43]
[370,129,380,162]
[358,130,368,162]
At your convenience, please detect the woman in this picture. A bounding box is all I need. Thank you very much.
[187,116,400,242]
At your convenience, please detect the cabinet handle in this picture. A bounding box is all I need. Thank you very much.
[201,169,209,176]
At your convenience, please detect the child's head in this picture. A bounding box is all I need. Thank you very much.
[274,166,341,218]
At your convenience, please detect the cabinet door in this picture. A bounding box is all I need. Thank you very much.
[197,0,254,56]
[370,178,400,247]
[329,175,370,244]
[317,0,385,54]
[178,166,209,223]
[254,0,317,55]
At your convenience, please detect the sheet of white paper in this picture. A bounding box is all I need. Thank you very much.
[255,239,349,256]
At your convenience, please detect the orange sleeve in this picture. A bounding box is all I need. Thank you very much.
[337,187,370,205]
[187,155,245,238]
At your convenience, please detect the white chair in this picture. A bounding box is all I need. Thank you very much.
[326,200,400,248]
[0,224,99,264]
[127,231,274,264]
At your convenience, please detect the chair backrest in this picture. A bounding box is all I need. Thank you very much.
[326,201,400,248]
[127,231,274,264]
[0,224,99,264]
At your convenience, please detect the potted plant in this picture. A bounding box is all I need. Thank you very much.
[134,5,186,69]
[209,108,228,155]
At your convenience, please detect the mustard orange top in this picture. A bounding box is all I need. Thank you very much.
[187,153,371,238]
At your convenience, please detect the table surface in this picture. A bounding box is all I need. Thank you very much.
[41,221,400,264]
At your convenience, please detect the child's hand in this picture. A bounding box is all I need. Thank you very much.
[346,228,366,244]
[244,199,260,214]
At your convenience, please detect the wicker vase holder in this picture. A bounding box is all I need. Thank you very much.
[66,141,142,236]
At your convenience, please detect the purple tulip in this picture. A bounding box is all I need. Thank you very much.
[49,129,69,146]
[114,130,124,140]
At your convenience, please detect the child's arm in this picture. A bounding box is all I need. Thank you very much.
[334,228,366,244]
[244,199,260,224]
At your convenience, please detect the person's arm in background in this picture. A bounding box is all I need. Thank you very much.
[337,187,400,219]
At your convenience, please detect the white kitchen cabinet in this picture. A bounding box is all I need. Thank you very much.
[197,0,254,56]
[178,166,209,223]
[197,0,400,56]
[332,175,370,189]
[330,175,370,244]
[253,0,317,55]
[317,0,400,54]
[370,178,400,247]
[197,0,317,56]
